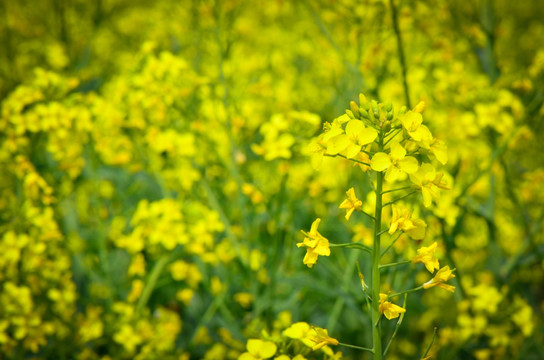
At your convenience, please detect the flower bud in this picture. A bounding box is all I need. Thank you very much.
[371,100,380,119]
[345,109,356,119]
[349,101,360,118]
[359,93,369,109]
[360,108,371,120]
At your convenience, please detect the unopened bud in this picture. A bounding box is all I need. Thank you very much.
[360,108,371,120]
[350,101,360,118]
[359,93,369,109]
[383,121,392,133]
[413,101,426,113]
[385,101,393,112]
[371,100,380,119]
[346,109,356,119]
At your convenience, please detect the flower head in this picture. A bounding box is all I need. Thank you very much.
[412,242,440,273]
[239,339,277,360]
[389,204,426,239]
[379,293,406,320]
[307,327,339,350]
[297,219,330,268]
[339,187,363,220]
[423,266,456,292]
[370,142,419,182]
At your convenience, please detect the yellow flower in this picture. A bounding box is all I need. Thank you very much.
[400,111,433,143]
[370,142,419,182]
[307,327,339,350]
[379,294,406,320]
[326,120,378,158]
[389,204,427,239]
[412,242,440,273]
[297,219,331,268]
[339,187,363,220]
[423,266,456,292]
[410,164,449,207]
[239,339,277,360]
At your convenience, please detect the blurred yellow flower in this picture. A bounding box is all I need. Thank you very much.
[239,339,277,360]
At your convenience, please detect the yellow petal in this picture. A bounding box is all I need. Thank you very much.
[358,127,378,145]
[370,152,391,172]
[399,156,419,174]
[390,142,406,160]
[325,134,349,155]
[345,120,364,136]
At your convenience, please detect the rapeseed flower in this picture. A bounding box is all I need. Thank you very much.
[423,266,456,292]
[307,327,339,350]
[371,142,419,182]
[239,339,277,360]
[339,187,363,220]
[412,242,440,273]
[297,219,330,268]
[389,204,427,239]
[379,294,406,320]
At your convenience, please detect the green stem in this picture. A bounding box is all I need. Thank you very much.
[329,242,373,254]
[380,231,404,257]
[422,327,438,358]
[339,342,374,353]
[383,191,418,207]
[371,136,385,360]
[383,294,408,356]
[379,260,411,270]
[136,254,170,313]
[388,285,424,299]
[383,129,403,147]
[382,186,412,194]
[389,0,411,108]
[324,153,371,167]
[377,228,389,236]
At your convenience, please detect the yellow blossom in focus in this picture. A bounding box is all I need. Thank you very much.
[389,204,426,239]
[423,266,456,292]
[412,242,440,273]
[370,142,419,182]
[379,293,406,320]
[339,187,362,220]
[297,219,330,268]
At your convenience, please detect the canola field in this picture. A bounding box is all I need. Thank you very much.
[0,1,543,359]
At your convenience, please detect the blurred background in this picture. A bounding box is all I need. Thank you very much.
[0,0,543,359]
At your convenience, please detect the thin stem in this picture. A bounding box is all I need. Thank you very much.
[422,327,438,358]
[383,294,408,356]
[379,260,411,270]
[383,128,403,147]
[390,0,411,108]
[324,153,371,166]
[338,342,374,353]
[381,231,403,257]
[388,285,424,299]
[358,209,376,221]
[383,191,418,207]
[371,137,385,360]
[136,254,170,313]
[377,228,389,236]
[382,186,412,194]
[330,242,373,254]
